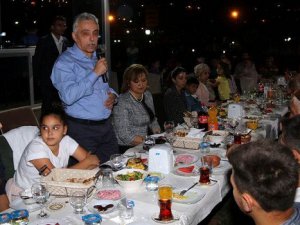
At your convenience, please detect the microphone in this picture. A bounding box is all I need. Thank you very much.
[96,46,108,83]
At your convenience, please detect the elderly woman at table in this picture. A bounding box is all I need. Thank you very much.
[194,63,216,106]
[163,67,188,125]
[113,64,161,152]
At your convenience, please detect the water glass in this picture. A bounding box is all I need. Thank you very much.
[101,168,114,188]
[31,182,50,219]
[69,191,87,214]
[164,121,175,133]
[110,154,125,171]
[143,135,155,151]
[145,176,159,191]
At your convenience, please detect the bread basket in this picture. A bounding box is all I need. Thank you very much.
[41,168,97,197]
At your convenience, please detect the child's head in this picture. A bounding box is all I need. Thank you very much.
[39,104,67,147]
[216,63,224,76]
[186,77,199,94]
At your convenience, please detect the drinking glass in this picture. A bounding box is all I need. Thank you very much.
[69,191,87,214]
[199,157,210,184]
[143,135,155,151]
[158,185,173,221]
[164,121,176,145]
[31,182,50,219]
[101,168,114,188]
[164,121,175,133]
[110,154,125,171]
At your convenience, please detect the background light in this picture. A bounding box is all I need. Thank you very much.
[145,29,151,35]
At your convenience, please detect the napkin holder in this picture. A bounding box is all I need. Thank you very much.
[148,145,174,174]
[228,103,245,119]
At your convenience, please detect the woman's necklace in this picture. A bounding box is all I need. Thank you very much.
[129,91,144,102]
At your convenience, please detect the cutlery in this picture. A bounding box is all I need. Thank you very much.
[179,182,198,196]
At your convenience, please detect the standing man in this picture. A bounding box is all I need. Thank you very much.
[33,16,69,113]
[51,12,119,163]
[228,140,300,225]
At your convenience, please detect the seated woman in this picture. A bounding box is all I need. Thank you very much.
[194,63,216,106]
[6,105,100,201]
[113,64,161,152]
[164,67,188,125]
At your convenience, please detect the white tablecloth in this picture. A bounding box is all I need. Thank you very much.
[5,146,231,225]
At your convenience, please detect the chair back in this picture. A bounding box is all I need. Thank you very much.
[0,106,39,133]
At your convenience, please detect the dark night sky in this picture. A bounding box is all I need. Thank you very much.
[1,0,300,70]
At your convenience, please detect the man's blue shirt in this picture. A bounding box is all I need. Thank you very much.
[51,44,116,120]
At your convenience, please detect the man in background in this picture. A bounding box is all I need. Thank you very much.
[228,140,300,225]
[33,16,69,113]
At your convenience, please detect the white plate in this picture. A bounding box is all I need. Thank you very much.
[93,188,124,201]
[173,190,205,204]
[212,161,231,175]
[175,154,199,167]
[32,218,73,225]
[151,213,180,224]
[87,199,117,214]
[173,166,199,177]
[10,198,41,212]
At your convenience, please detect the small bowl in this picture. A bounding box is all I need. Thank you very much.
[113,169,147,192]
[203,155,221,168]
[207,130,228,144]
[19,189,35,205]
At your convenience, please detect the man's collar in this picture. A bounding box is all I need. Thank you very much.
[72,44,97,60]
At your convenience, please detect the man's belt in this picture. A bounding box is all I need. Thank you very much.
[66,115,108,125]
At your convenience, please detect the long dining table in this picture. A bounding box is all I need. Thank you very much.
[4,144,232,225]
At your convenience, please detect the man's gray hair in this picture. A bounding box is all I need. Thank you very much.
[73,12,99,32]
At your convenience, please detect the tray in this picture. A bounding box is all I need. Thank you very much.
[41,168,97,197]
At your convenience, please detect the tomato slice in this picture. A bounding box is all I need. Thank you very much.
[178,166,195,173]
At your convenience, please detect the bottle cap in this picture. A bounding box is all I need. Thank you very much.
[82,214,102,224]
[0,213,12,223]
[10,210,29,219]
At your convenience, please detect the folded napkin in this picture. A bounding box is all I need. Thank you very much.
[186,128,205,139]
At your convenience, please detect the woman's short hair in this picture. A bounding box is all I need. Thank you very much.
[121,64,149,93]
[194,63,210,79]
[73,12,98,32]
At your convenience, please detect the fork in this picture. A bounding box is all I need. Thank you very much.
[179,182,198,196]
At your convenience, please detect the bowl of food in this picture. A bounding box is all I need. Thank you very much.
[202,155,221,168]
[113,169,147,192]
[207,130,229,144]
[19,189,35,205]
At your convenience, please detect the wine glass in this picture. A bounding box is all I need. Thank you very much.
[110,154,125,171]
[164,121,175,133]
[31,182,50,219]
[69,191,87,214]
[164,121,176,145]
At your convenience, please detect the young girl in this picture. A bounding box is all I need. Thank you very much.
[6,105,100,202]
[216,63,231,101]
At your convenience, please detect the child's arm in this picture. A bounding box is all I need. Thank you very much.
[69,146,100,170]
[30,158,54,176]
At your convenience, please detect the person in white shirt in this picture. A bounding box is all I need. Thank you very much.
[6,105,99,202]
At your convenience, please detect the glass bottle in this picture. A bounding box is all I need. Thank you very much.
[208,106,218,131]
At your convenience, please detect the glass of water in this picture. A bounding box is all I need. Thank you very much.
[110,154,125,171]
[69,191,87,214]
[31,182,50,219]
